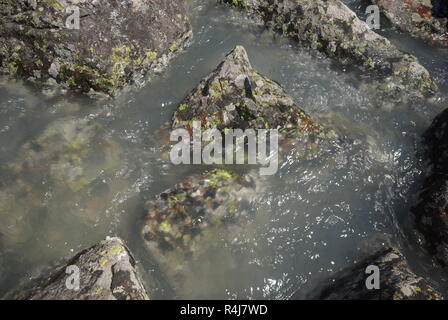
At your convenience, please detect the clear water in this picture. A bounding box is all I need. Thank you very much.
[0,0,447,299]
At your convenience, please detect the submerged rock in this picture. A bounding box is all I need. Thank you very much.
[221,0,437,104]
[307,247,442,300]
[142,169,264,294]
[0,116,128,247]
[372,0,448,47]
[4,237,149,300]
[412,108,448,268]
[0,0,192,96]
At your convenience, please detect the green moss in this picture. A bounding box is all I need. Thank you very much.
[107,245,123,257]
[145,50,157,62]
[169,42,178,53]
[67,177,90,192]
[99,258,109,267]
[46,0,64,11]
[159,221,172,233]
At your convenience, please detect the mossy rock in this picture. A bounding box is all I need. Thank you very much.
[306,247,443,300]
[4,237,150,300]
[142,169,264,293]
[221,0,437,104]
[0,0,192,96]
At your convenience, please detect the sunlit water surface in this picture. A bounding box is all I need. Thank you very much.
[0,0,447,299]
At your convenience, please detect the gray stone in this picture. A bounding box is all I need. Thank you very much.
[412,107,448,268]
[372,0,448,47]
[221,0,437,104]
[162,45,338,160]
[0,0,192,96]
[306,247,442,300]
[4,237,150,300]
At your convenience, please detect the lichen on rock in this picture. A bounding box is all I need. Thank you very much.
[4,237,149,300]
[142,169,264,294]
[0,0,192,96]
[172,46,328,134]
[372,0,448,48]
[306,247,442,300]
[163,45,339,162]
[220,0,437,104]
[412,107,448,268]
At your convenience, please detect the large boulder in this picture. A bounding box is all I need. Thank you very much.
[306,247,442,300]
[4,237,149,300]
[0,0,192,96]
[162,45,338,161]
[220,0,437,104]
[412,107,448,268]
[172,45,326,133]
[372,0,448,47]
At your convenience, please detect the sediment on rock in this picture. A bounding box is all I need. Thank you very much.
[0,0,192,96]
[372,0,448,47]
[304,247,442,300]
[220,0,437,104]
[4,237,149,300]
[412,107,448,268]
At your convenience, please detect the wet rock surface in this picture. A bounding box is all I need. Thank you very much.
[372,0,448,47]
[0,0,192,96]
[164,45,339,159]
[172,46,327,133]
[221,0,437,104]
[4,237,149,300]
[306,247,442,300]
[412,107,448,268]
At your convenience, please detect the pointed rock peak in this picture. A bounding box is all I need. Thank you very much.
[217,45,253,76]
[171,45,324,133]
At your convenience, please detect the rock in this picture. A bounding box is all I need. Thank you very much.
[142,169,264,294]
[433,0,448,18]
[220,0,437,104]
[306,247,442,300]
[173,46,326,133]
[0,0,192,96]
[412,107,448,267]
[4,237,149,300]
[165,45,338,159]
[372,0,448,47]
[0,116,128,248]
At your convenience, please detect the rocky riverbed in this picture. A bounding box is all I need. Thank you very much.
[0,0,447,300]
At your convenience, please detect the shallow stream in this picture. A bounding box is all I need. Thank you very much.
[0,0,447,299]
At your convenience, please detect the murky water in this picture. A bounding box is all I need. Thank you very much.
[0,0,447,299]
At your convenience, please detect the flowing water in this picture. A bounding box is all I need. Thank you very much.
[0,0,447,299]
